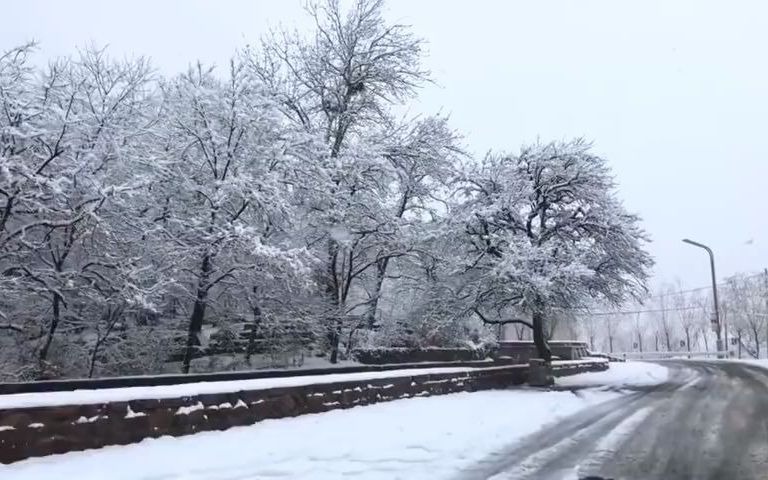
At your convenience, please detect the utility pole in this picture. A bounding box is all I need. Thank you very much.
[682,239,723,358]
[764,268,768,359]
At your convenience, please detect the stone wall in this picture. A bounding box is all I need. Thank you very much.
[496,341,591,363]
[0,360,607,464]
[0,365,526,464]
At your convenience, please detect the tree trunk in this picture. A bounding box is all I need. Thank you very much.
[245,296,262,364]
[88,308,120,378]
[655,333,659,351]
[752,325,761,359]
[88,331,108,378]
[88,327,111,379]
[515,324,526,341]
[88,344,100,378]
[39,292,62,362]
[546,315,559,341]
[324,240,342,364]
[365,189,410,329]
[608,335,614,353]
[328,321,341,364]
[325,121,353,362]
[638,333,643,353]
[182,253,211,373]
[685,328,691,352]
[345,323,361,357]
[531,308,551,362]
[702,328,709,352]
[365,258,388,328]
[664,330,671,351]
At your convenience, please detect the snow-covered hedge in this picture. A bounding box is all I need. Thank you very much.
[351,346,491,364]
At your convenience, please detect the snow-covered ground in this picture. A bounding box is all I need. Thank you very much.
[1,362,668,480]
[556,361,669,388]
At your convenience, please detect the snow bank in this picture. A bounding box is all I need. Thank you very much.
[727,359,768,369]
[0,365,515,410]
[0,388,621,480]
[556,361,669,388]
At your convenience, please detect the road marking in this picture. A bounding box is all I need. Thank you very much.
[676,372,703,392]
[575,406,655,477]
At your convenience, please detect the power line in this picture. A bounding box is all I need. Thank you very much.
[545,271,768,318]
[552,304,706,317]
[583,305,704,317]
[645,285,713,298]
[645,271,766,300]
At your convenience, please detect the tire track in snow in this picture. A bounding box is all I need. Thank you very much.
[485,404,657,480]
[454,391,652,480]
[483,405,635,479]
[574,406,655,478]
[455,362,696,480]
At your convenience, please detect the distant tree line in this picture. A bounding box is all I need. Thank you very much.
[578,271,768,358]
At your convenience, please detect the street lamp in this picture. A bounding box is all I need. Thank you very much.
[682,238,723,358]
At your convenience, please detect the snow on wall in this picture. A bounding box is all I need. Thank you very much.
[0,365,518,410]
[0,363,540,464]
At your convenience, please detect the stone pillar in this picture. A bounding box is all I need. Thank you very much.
[528,358,554,386]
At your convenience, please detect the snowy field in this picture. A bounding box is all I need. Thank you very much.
[1,361,666,480]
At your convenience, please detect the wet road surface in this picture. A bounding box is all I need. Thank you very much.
[456,360,768,480]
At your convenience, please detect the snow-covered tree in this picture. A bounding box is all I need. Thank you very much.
[0,44,165,377]
[453,139,653,361]
[150,61,311,372]
[671,285,703,352]
[244,0,456,362]
[362,116,463,328]
[722,273,766,358]
[632,312,646,353]
[1,43,42,336]
[653,287,676,352]
[2,1,662,378]
[696,294,714,352]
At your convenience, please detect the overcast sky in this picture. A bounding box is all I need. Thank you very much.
[3,0,767,292]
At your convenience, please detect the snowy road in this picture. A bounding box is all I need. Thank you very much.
[458,360,768,479]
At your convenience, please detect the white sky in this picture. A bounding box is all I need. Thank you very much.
[3,0,767,291]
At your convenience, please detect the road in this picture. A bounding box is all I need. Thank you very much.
[456,360,768,480]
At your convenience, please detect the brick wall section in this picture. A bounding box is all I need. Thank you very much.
[0,361,607,464]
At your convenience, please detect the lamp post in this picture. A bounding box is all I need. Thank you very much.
[682,239,723,358]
